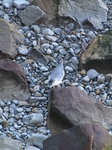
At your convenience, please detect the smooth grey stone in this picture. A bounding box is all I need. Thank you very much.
[62,40,69,48]
[95,84,105,90]
[42,28,54,36]
[41,43,50,49]
[23,113,44,126]
[82,76,90,82]
[31,25,40,34]
[45,35,58,42]
[82,39,88,50]
[59,49,67,55]
[71,57,79,65]
[70,43,80,49]
[65,66,73,72]
[40,66,48,71]
[87,69,99,80]
[68,23,74,31]
[53,28,62,35]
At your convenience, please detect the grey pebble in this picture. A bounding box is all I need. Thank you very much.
[87,69,99,80]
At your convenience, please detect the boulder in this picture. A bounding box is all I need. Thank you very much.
[43,123,112,150]
[0,59,30,101]
[49,86,112,130]
[0,19,24,59]
[80,30,112,73]
[33,0,58,23]
[0,137,22,150]
[19,5,46,26]
[58,0,108,30]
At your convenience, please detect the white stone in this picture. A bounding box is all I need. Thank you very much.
[19,45,29,55]
[40,66,48,71]
[65,66,73,72]
[13,0,30,9]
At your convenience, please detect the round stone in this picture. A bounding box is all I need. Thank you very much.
[87,69,99,80]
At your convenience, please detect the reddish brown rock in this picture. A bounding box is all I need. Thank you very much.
[0,59,30,101]
[49,86,112,130]
[0,19,24,59]
[43,123,112,150]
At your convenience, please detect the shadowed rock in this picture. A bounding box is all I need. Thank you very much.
[43,123,112,150]
[0,59,30,101]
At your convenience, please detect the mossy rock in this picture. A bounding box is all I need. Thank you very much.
[80,30,112,73]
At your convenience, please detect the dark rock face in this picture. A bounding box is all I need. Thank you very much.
[49,86,112,130]
[43,123,112,150]
[0,59,30,101]
[80,30,112,73]
[19,5,46,26]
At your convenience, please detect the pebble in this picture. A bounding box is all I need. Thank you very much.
[65,66,73,72]
[19,45,29,55]
[87,69,99,80]
[42,28,54,36]
[23,113,44,126]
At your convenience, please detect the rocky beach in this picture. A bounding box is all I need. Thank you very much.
[0,0,112,150]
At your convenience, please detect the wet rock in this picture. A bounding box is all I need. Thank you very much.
[43,123,111,150]
[0,59,30,101]
[49,86,112,130]
[19,5,46,26]
[0,137,22,150]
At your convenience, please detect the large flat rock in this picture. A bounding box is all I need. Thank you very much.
[49,86,112,130]
[0,59,30,101]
